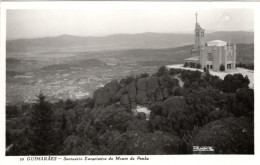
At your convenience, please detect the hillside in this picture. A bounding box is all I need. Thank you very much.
[6,31,254,53]
[6,66,254,155]
[236,43,254,64]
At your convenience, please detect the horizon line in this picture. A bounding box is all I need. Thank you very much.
[6,30,254,41]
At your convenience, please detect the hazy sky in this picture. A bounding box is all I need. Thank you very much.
[7,8,253,39]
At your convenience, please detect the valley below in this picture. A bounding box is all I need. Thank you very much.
[6,43,254,104]
[6,48,184,104]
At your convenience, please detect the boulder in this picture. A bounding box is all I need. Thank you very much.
[104,80,120,98]
[94,80,120,107]
[94,88,110,107]
[130,101,137,109]
[162,88,170,99]
[120,94,130,106]
[108,131,186,154]
[159,74,171,87]
[146,77,159,102]
[146,77,159,94]
[137,78,147,90]
[136,90,147,104]
[93,88,103,100]
[128,81,136,102]
[113,87,126,102]
[193,117,254,154]
[155,88,164,101]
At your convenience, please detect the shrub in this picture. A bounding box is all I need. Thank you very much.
[6,105,20,118]
[190,82,200,90]
[149,103,163,117]
[190,63,196,68]
[85,98,95,109]
[172,86,182,96]
[220,64,225,71]
[157,66,169,77]
[140,72,149,78]
[169,68,183,76]
[64,99,76,110]
[232,88,254,117]
[196,63,201,69]
[222,74,250,93]
[203,66,207,72]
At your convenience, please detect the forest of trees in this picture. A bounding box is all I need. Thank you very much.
[6,66,254,155]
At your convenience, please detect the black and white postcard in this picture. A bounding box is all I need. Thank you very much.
[0,1,259,165]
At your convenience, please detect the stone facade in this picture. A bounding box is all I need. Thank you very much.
[184,13,236,72]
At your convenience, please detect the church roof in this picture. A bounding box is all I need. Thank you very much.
[184,56,199,61]
[207,40,227,46]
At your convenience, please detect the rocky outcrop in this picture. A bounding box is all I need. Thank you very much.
[127,81,137,109]
[94,80,120,107]
[136,90,147,104]
[193,117,254,154]
[104,80,121,98]
[137,78,147,90]
[112,88,126,102]
[127,81,136,102]
[159,74,171,87]
[162,88,170,99]
[155,88,164,101]
[93,75,178,108]
[93,88,103,101]
[146,77,159,94]
[93,89,110,107]
[120,94,130,106]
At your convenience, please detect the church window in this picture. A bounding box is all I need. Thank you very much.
[207,53,213,61]
[201,32,204,37]
[196,32,199,37]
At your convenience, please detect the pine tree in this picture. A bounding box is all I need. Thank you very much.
[29,92,54,155]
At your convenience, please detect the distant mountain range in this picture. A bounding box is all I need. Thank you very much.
[6,31,254,53]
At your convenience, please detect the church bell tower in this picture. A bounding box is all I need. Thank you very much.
[194,13,205,51]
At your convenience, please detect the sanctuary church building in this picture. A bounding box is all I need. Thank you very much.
[184,13,236,72]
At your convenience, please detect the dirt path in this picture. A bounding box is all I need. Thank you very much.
[174,74,184,87]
